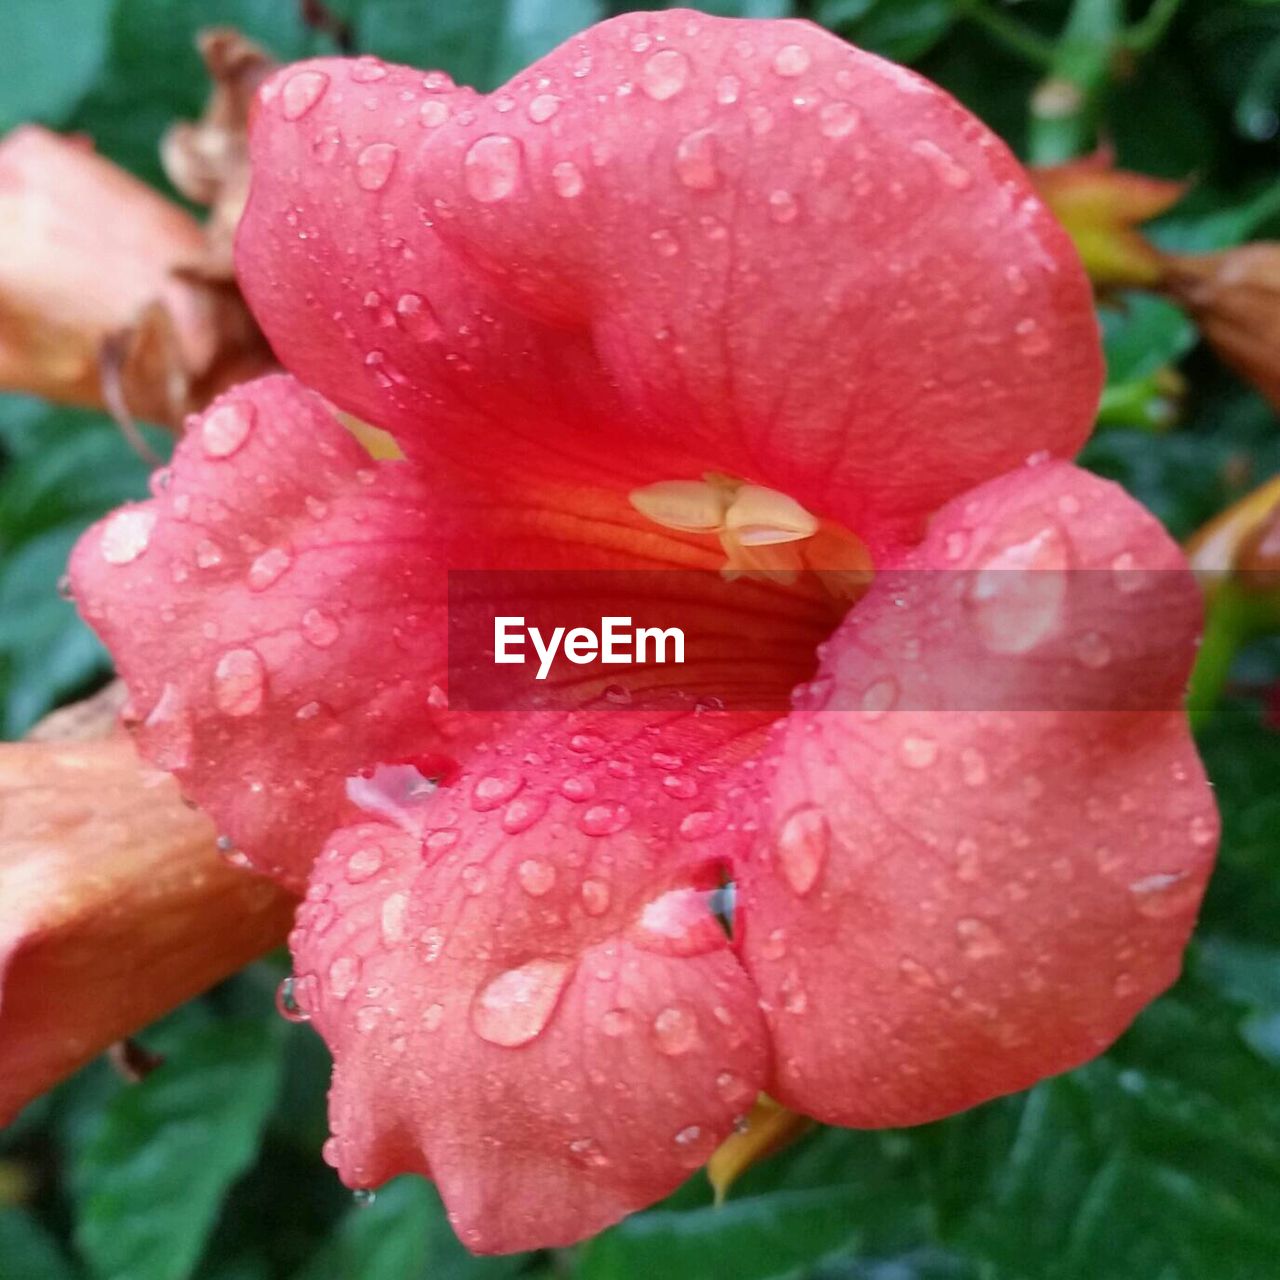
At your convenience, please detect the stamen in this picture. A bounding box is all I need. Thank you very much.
[629,479,728,532]
[721,484,819,546]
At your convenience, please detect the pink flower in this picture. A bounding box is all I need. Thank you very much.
[69,11,1217,1254]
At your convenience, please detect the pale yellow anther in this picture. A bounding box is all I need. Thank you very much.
[721,484,820,546]
[628,479,728,532]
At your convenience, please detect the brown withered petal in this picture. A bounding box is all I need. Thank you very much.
[161,28,275,282]
[0,127,212,410]
[1162,244,1280,412]
[0,736,296,1123]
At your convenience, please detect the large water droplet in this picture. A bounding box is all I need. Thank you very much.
[213,647,266,716]
[674,128,719,190]
[472,958,572,1046]
[517,858,556,897]
[772,44,812,77]
[420,99,449,128]
[282,70,329,120]
[394,292,441,341]
[551,160,585,197]
[528,93,560,123]
[201,401,255,459]
[464,135,523,203]
[248,546,292,591]
[966,522,1069,654]
[302,607,341,648]
[776,805,829,896]
[1129,870,1199,919]
[652,1003,700,1055]
[581,877,611,915]
[472,771,524,811]
[579,802,630,836]
[860,676,898,718]
[355,142,399,192]
[380,891,409,943]
[101,509,157,565]
[899,735,939,769]
[329,955,359,999]
[641,49,690,100]
[276,975,312,1022]
[819,100,860,138]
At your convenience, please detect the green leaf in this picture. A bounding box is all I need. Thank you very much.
[577,1186,922,1280]
[72,1019,284,1280]
[292,1176,526,1280]
[0,1208,82,1280]
[0,0,113,131]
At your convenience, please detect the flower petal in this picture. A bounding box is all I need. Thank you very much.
[290,712,768,1252]
[69,375,460,889]
[237,12,1100,542]
[0,736,295,1122]
[736,461,1217,1127]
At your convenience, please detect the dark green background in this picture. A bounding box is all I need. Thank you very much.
[2,2,1279,1277]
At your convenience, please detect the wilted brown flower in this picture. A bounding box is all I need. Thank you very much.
[1161,244,1280,413]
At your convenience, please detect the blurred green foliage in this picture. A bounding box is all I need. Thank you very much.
[2,1,1279,1277]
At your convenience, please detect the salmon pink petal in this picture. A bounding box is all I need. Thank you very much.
[290,713,768,1252]
[69,375,462,889]
[736,461,1218,1127]
[237,12,1100,543]
[0,736,295,1121]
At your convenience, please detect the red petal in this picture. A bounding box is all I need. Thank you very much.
[736,461,1217,1126]
[69,376,460,889]
[290,712,768,1252]
[237,13,1100,542]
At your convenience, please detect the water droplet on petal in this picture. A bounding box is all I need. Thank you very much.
[101,509,157,564]
[641,49,690,100]
[860,676,898,718]
[768,189,798,223]
[674,128,719,190]
[568,1136,609,1168]
[1074,631,1112,669]
[579,802,630,836]
[302,607,341,648]
[528,93,560,122]
[900,735,939,769]
[420,99,449,127]
[581,878,611,915]
[772,44,811,77]
[517,858,556,896]
[472,958,572,1046]
[248,546,292,590]
[966,522,1069,654]
[956,917,1005,959]
[911,139,973,190]
[1129,870,1199,919]
[560,774,596,802]
[551,160,585,197]
[819,100,860,138]
[201,401,255,458]
[355,142,398,192]
[601,1007,632,1036]
[329,955,359,999]
[464,135,523,202]
[653,1003,700,1055]
[282,70,329,120]
[351,57,388,83]
[472,771,524,811]
[213,647,266,716]
[394,292,441,341]
[276,975,311,1022]
[776,805,829,896]
[501,793,547,834]
[352,1188,377,1208]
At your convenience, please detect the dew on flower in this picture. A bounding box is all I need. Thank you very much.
[282,70,330,120]
[911,138,973,191]
[955,917,1005,959]
[394,292,441,340]
[580,878,610,915]
[551,160,585,197]
[772,44,812,77]
[464,135,524,202]
[301,607,341,648]
[579,802,630,836]
[1128,870,1199,918]
[100,509,157,564]
[899,735,939,769]
[641,49,690,101]
[420,98,449,127]
[965,523,1069,653]
[776,805,829,896]
[200,401,255,458]
[212,647,266,716]
[1074,630,1112,669]
[674,128,719,190]
[653,1004,700,1055]
[247,546,292,590]
[471,958,573,1046]
[355,142,399,191]
[819,101,860,138]
[472,771,524,811]
[276,975,311,1022]
[517,857,556,896]
[528,93,561,123]
[767,189,798,224]
[501,794,548,834]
